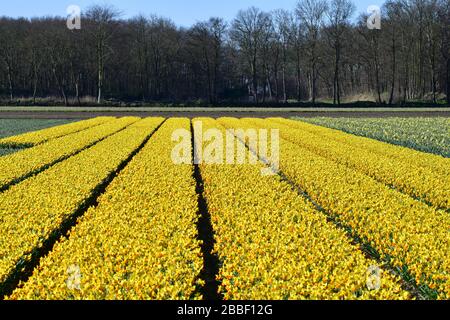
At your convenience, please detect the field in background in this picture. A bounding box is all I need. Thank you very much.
[299,117,450,158]
[0,117,449,300]
[0,119,75,138]
[0,119,75,156]
[1,106,449,113]
[0,106,449,121]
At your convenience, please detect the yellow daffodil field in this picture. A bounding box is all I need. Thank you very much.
[0,116,448,300]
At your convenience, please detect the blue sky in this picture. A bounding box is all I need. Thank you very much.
[0,0,386,27]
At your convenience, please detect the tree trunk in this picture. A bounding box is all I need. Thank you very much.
[266,73,272,100]
[75,77,81,106]
[431,59,436,104]
[373,35,382,104]
[274,64,279,102]
[251,56,258,103]
[389,30,396,105]
[312,63,317,105]
[6,63,14,101]
[333,44,340,106]
[97,64,103,104]
[32,77,38,105]
[97,42,104,104]
[97,85,102,104]
[311,42,317,105]
[53,66,68,106]
[282,65,287,103]
[296,48,302,101]
[447,58,450,105]
[204,50,213,104]
[63,89,68,106]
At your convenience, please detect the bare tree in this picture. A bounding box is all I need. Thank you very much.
[325,0,355,105]
[438,0,449,104]
[42,19,72,106]
[27,19,46,104]
[291,16,306,101]
[422,0,441,103]
[231,7,272,103]
[188,18,226,104]
[355,13,383,103]
[209,18,227,103]
[296,0,328,105]
[260,15,275,102]
[129,15,150,101]
[84,5,121,103]
[384,1,402,105]
[274,9,295,103]
[0,18,23,100]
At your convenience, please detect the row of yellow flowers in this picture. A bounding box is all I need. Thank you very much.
[275,118,449,177]
[198,118,407,300]
[248,118,449,211]
[0,117,114,147]
[0,118,164,297]
[9,118,202,300]
[219,118,450,299]
[0,117,138,190]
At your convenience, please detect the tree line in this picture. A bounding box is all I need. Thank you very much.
[0,0,448,106]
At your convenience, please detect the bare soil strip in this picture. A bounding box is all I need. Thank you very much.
[191,121,223,301]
